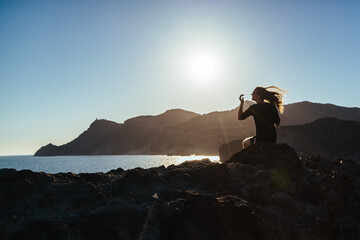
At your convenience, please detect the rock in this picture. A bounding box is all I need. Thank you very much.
[1,151,359,239]
[160,194,265,240]
[107,167,124,175]
[227,144,303,182]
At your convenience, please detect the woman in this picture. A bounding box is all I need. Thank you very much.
[238,86,286,149]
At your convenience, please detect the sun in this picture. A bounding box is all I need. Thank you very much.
[185,50,222,82]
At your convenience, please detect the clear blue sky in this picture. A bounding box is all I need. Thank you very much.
[1,0,359,155]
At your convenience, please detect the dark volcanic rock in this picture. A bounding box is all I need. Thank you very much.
[227,143,302,183]
[1,145,360,239]
[161,194,265,240]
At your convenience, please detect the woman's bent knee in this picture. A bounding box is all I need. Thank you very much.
[242,137,252,149]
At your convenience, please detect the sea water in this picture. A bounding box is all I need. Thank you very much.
[0,155,220,174]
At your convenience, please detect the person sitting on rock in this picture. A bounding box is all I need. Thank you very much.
[238,86,286,149]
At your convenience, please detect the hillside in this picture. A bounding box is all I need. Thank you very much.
[280,101,360,125]
[35,109,199,156]
[219,117,360,162]
[277,117,360,160]
[35,101,360,157]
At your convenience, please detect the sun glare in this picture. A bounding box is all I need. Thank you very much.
[185,50,222,82]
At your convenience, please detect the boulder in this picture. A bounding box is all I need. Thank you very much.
[226,144,302,182]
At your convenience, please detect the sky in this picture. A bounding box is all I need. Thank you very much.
[1,0,359,155]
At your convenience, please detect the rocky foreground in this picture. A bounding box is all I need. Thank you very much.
[1,144,359,240]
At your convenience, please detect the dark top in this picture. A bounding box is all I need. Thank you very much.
[240,102,280,143]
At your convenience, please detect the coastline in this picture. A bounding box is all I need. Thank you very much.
[1,144,359,239]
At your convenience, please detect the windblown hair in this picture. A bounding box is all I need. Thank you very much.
[255,86,287,114]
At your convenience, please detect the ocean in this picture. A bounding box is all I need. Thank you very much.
[0,155,220,174]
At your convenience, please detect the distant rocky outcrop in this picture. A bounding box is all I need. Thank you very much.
[35,143,61,156]
[3,145,360,239]
[35,101,360,156]
[35,109,200,156]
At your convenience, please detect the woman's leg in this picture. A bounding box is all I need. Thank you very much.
[242,136,255,149]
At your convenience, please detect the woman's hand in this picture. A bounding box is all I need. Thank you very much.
[238,94,245,120]
[239,94,244,103]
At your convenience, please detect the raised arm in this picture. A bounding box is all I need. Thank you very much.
[238,95,253,120]
[238,94,244,120]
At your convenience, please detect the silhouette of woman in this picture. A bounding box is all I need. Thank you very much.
[238,86,286,149]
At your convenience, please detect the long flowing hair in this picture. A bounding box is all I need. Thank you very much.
[255,86,287,114]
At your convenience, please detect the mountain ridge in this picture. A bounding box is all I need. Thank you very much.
[34,101,360,157]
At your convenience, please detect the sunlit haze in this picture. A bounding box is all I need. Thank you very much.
[1,0,359,155]
[185,48,224,83]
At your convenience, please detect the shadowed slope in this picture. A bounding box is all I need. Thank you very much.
[35,101,360,156]
[219,117,360,162]
[35,110,199,156]
[277,117,360,159]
